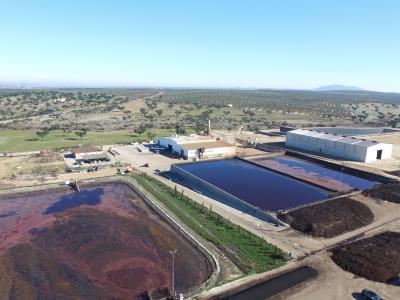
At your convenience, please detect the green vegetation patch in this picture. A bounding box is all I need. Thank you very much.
[0,129,177,152]
[132,172,288,274]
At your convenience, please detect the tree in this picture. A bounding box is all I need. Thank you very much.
[147,132,156,142]
[175,123,186,135]
[134,124,146,135]
[175,110,182,118]
[75,129,87,143]
[140,108,147,116]
[195,121,207,134]
[156,109,163,117]
[36,129,49,142]
[62,127,72,136]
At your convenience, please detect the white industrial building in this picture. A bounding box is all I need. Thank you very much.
[157,135,236,160]
[72,147,108,161]
[286,129,392,163]
[72,146,105,160]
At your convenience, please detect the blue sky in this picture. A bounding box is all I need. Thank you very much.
[0,0,399,91]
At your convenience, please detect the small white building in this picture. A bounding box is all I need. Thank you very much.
[286,129,392,163]
[72,146,106,160]
[157,135,236,160]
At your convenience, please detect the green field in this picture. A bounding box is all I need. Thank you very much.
[0,129,178,152]
[132,172,288,274]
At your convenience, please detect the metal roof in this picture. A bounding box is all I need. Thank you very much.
[288,129,386,148]
[336,136,362,144]
[72,146,101,154]
[180,141,234,150]
[161,135,215,144]
[356,140,380,147]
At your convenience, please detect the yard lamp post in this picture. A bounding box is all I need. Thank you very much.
[169,249,178,298]
[339,167,344,192]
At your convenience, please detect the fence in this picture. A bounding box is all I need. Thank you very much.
[170,164,283,226]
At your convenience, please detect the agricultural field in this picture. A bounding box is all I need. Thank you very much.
[0,128,180,152]
[1,88,400,153]
[343,102,400,125]
[1,89,400,137]
[0,88,161,131]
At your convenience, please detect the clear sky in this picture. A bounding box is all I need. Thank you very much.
[0,0,399,91]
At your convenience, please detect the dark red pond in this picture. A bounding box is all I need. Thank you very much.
[0,182,211,299]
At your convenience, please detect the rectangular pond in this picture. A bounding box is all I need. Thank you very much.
[173,159,331,212]
[247,155,376,192]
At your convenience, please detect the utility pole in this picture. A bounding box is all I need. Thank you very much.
[169,249,178,298]
[339,167,344,192]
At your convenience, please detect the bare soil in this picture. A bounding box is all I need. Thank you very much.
[331,231,400,283]
[278,197,374,238]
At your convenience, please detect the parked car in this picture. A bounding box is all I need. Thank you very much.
[361,289,383,300]
[87,166,100,172]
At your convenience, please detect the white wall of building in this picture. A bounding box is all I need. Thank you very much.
[74,150,103,159]
[157,137,182,154]
[157,137,236,159]
[365,144,392,163]
[186,146,236,159]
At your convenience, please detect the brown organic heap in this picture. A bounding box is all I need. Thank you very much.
[331,231,400,282]
[278,197,373,238]
[362,182,400,203]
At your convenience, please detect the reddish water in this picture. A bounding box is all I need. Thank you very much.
[248,155,375,192]
[0,182,211,299]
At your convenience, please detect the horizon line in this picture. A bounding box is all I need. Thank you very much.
[0,80,398,93]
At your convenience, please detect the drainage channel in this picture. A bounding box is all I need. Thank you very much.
[218,266,318,300]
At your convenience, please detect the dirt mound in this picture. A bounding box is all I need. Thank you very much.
[331,231,400,282]
[362,182,400,203]
[278,198,373,238]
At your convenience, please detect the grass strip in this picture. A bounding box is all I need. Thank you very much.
[132,172,288,274]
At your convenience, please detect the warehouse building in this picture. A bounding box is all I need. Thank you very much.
[286,129,392,163]
[157,135,236,160]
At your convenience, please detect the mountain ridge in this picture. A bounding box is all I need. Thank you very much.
[313,84,365,91]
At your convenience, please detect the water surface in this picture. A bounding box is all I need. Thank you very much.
[259,156,376,191]
[178,159,330,211]
[43,188,104,214]
[0,211,18,218]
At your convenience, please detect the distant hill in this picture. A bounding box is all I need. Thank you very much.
[313,85,365,91]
